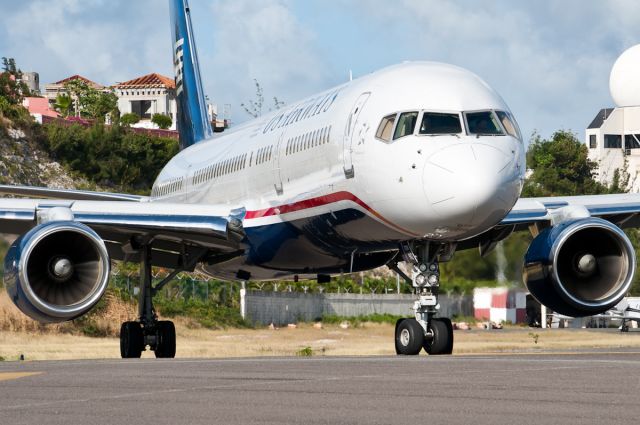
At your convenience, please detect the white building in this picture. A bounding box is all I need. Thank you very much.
[43,75,105,111]
[587,44,640,192]
[113,73,177,131]
[586,107,640,190]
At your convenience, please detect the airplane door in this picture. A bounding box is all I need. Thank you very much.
[273,130,286,195]
[343,92,371,179]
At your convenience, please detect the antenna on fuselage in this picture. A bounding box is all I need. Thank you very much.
[349,70,353,82]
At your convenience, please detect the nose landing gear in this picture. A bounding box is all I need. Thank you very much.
[389,242,455,356]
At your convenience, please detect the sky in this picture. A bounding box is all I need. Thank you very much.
[1,0,639,142]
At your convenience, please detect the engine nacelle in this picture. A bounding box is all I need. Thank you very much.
[4,221,110,323]
[523,218,635,317]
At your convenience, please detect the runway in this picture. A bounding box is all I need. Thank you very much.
[0,353,639,425]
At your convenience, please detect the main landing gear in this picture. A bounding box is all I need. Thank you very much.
[120,243,195,359]
[389,242,454,356]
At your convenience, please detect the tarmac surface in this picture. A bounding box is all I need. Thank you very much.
[0,352,639,425]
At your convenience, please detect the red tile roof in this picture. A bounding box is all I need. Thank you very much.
[54,75,103,88]
[114,73,176,89]
[22,97,59,118]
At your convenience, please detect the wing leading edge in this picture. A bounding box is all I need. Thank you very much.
[0,184,149,202]
[0,198,245,269]
[503,194,640,230]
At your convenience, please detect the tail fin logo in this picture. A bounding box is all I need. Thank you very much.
[174,38,184,97]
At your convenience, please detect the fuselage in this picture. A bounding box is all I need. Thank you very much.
[150,62,526,280]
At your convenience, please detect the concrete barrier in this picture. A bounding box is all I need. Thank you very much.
[245,291,473,326]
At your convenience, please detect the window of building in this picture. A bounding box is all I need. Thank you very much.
[375,114,396,142]
[625,134,640,149]
[604,134,622,149]
[393,111,418,140]
[419,112,462,135]
[131,100,153,119]
[589,134,597,149]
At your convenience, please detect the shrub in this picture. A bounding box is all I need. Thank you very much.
[42,122,178,193]
[151,113,172,130]
[120,112,140,127]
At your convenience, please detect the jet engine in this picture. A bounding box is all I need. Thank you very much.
[4,221,110,323]
[523,218,635,317]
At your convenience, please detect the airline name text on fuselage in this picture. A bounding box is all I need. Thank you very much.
[262,88,342,134]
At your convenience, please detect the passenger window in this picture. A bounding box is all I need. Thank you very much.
[375,114,396,142]
[466,111,504,135]
[419,112,462,134]
[496,111,519,139]
[393,112,418,140]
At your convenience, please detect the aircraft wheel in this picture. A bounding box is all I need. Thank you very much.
[424,318,454,355]
[154,321,176,358]
[120,321,144,358]
[395,318,424,355]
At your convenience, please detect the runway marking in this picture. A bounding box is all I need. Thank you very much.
[0,372,42,382]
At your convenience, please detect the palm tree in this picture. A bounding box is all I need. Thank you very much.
[54,93,72,117]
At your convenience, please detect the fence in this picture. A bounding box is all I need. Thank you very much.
[244,292,473,326]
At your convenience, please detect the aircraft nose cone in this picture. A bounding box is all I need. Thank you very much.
[423,143,518,234]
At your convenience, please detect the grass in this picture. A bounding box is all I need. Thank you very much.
[154,298,250,329]
[321,313,403,327]
[296,346,313,356]
[3,321,640,360]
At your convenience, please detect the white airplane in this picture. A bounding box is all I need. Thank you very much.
[0,0,637,358]
[601,298,640,331]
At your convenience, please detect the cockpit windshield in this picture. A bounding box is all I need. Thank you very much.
[465,111,504,135]
[495,111,521,139]
[419,112,462,135]
[393,111,418,140]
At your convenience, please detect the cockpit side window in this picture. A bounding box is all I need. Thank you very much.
[419,112,462,135]
[393,111,418,140]
[375,113,396,142]
[465,111,504,135]
[496,111,521,140]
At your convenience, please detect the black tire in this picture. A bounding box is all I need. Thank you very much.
[424,318,454,355]
[120,321,144,358]
[154,321,176,358]
[395,318,424,355]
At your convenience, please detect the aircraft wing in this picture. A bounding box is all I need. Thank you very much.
[0,198,245,269]
[0,184,149,202]
[502,194,640,229]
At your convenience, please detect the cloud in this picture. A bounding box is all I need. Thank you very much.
[1,0,639,138]
[339,0,640,140]
[0,0,171,86]
[201,0,331,121]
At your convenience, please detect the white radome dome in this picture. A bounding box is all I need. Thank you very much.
[610,44,640,107]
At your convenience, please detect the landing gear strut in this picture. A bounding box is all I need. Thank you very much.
[120,243,196,359]
[390,242,454,356]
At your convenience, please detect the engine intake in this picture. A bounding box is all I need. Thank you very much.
[4,221,110,323]
[523,218,635,317]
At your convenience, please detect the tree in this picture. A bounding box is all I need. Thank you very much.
[1,57,18,75]
[53,94,72,118]
[62,79,118,122]
[151,113,172,130]
[522,130,610,196]
[241,79,284,118]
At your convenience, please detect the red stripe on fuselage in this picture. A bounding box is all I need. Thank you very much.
[245,191,419,237]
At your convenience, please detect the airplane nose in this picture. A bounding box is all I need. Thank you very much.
[423,143,518,232]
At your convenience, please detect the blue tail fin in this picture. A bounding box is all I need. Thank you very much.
[169,0,213,149]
